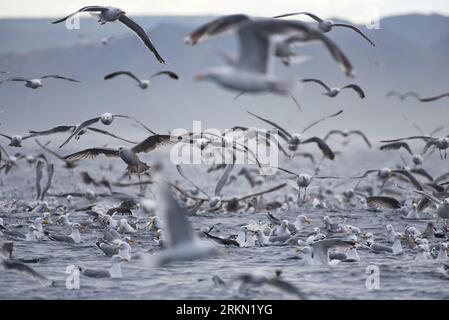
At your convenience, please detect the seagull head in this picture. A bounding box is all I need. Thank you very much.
[412,154,423,165]
[100,112,114,125]
[319,20,333,32]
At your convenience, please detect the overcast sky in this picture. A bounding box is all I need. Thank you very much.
[0,0,447,22]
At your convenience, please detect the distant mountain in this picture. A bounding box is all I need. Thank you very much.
[0,13,448,148]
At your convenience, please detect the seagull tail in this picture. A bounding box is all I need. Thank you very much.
[127,162,150,175]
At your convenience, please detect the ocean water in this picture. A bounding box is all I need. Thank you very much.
[0,146,448,300]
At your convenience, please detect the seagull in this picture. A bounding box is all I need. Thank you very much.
[44,223,82,243]
[402,188,449,225]
[386,91,419,101]
[146,181,218,266]
[301,79,365,98]
[64,134,183,176]
[381,136,449,159]
[357,168,424,191]
[30,125,137,145]
[297,238,356,265]
[78,255,123,278]
[379,141,424,166]
[104,70,179,89]
[58,112,156,148]
[52,6,165,63]
[189,16,354,94]
[247,110,339,159]
[274,12,376,47]
[7,75,80,89]
[324,129,372,148]
[0,243,54,287]
[0,133,36,147]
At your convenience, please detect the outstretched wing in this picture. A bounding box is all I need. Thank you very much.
[51,6,106,24]
[365,196,401,209]
[59,117,101,148]
[104,71,142,84]
[118,14,166,64]
[301,137,335,160]
[64,148,119,161]
[132,134,182,154]
[341,84,365,98]
[379,142,413,155]
[247,111,292,141]
[419,93,449,102]
[301,78,331,91]
[150,70,179,80]
[29,125,75,137]
[185,14,251,45]
[348,130,372,148]
[332,23,376,47]
[41,75,80,83]
[86,127,137,144]
[273,12,324,23]
[302,109,343,134]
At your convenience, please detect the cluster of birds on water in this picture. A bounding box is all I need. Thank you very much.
[2,5,449,299]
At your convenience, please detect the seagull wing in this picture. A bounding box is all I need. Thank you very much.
[132,134,181,154]
[273,12,324,23]
[29,125,75,136]
[214,163,235,197]
[323,130,345,141]
[35,160,44,201]
[0,133,12,141]
[86,127,138,144]
[64,148,119,161]
[51,6,106,24]
[419,93,449,102]
[247,111,292,141]
[275,166,299,177]
[41,163,54,201]
[391,169,423,191]
[233,183,287,202]
[365,196,402,209]
[104,71,142,84]
[410,168,434,182]
[2,259,53,287]
[176,165,210,198]
[118,14,165,64]
[158,184,197,247]
[332,23,376,47]
[6,77,29,82]
[35,139,71,163]
[59,117,101,148]
[185,14,251,45]
[150,70,179,80]
[348,130,372,148]
[112,114,157,135]
[380,136,433,143]
[301,137,335,160]
[341,84,365,98]
[301,109,343,134]
[379,142,413,155]
[41,75,80,83]
[301,78,331,91]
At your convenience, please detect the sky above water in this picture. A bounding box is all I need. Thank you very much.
[0,0,447,22]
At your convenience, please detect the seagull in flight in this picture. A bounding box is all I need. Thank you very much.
[104,70,179,89]
[64,134,184,176]
[51,6,166,63]
[187,15,354,94]
[274,12,376,47]
[58,112,156,148]
[301,79,365,99]
[7,75,80,89]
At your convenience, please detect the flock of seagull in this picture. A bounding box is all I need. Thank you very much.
[1,5,449,299]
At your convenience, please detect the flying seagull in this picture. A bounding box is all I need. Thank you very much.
[301,79,365,98]
[58,112,156,148]
[104,70,179,89]
[386,91,419,101]
[247,110,339,159]
[64,134,184,176]
[7,75,80,89]
[51,6,165,63]
[324,129,372,148]
[274,12,376,47]
[0,133,35,147]
[188,16,354,94]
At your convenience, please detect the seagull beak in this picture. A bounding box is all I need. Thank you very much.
[126,239,135,244]
[305,218,311,225]
[42,218,49,225]
[194,74,206,81]
[295,247,304,253]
